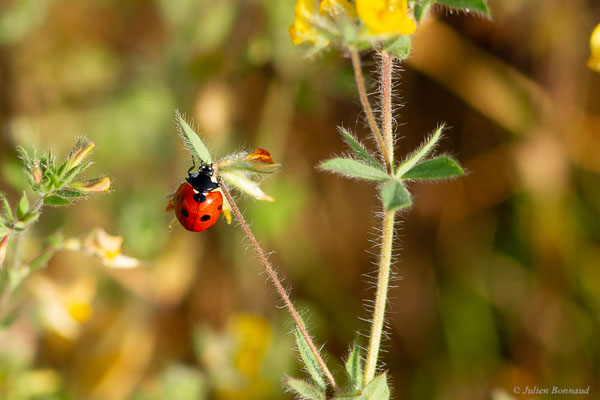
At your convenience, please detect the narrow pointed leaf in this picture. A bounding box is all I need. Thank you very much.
[381,181,412,212]
[402,156,464,180]
[395,124,445,179]
[44,195,71,207]
[338,128,381,168]
[20,212,40,225]
[320,158,389,181]
[16,192,29,219]
[435,0,490,15]
[56,189,87,198]
[175,111,212,164]
[220,171,274,202]
[361,373,390,400]
[1,193,13,222]
[284,378,326,400]
[294,326,326,390]
[345,339,364,393]
[384,35,411,60]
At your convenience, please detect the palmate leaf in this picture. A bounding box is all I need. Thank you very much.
[175,111,212,164]
[284,378,326,400]
[395,124,445,179]
[434,0,490,15]
[381,180,412,212]
[338,128,381,168]
[294,326,327,391]
[320,158,389,181]
[402,156,464,180]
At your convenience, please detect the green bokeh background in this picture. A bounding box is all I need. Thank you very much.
[1,0,600,399]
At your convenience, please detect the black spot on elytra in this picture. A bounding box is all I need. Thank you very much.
[217,205,222,210]
[180,208,189,218]
[193,193,207,203]
[200,214,211,222]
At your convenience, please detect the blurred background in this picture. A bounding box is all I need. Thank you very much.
[1,0,600,399]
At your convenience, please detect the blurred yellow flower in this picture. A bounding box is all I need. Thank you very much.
[64,228,140,268]
[588,23,600,72]
[319,0,356,19]
[289,0,320,45]
[356,0,416,35]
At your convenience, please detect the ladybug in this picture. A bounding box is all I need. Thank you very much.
[167,162,223,232]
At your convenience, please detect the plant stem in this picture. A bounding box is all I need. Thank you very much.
[216,175,338,390]
[349,48,392,174]
[380,51,394,169]
[363,52,397,385]
[363,210,395,385]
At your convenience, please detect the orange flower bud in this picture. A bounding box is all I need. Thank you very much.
[32,163,43,184]
[73,177,111,192]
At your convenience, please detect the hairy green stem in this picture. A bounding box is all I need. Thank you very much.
[216,175,338,390]
[380,51,394,169]
[364,52,397,385]
[363,210,395,385]
[349,48,392,174]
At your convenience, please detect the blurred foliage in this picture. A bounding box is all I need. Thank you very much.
[0,0,600,399]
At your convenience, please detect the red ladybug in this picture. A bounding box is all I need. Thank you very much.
[167,163,223,232]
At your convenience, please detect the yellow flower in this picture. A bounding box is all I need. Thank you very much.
[356,0,416,35]
[588,23,600,72]
[319,0,356,19]
[288,0,319,45]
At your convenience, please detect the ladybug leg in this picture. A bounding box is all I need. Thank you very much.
[187,156,197,176]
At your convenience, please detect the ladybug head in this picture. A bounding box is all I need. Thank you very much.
[186,161,219,193]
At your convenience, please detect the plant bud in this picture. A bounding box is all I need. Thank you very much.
[73,177,111,192]
[32,163,43,184]
[67,140,95,170]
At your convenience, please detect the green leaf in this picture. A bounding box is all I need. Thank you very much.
[338,128,381,169]
[0,192,13,222]
[44,195,71,207]
[414,0,434,22]
[20,212,40,225]
[345,339,364,393]
[384,35,411,60]
[294,326,327,391]
[219,171,274,202]
[284,378,326,400]
[16,192,29,219]
[395,124,445,179]
[381,181,412,212]
[175,110,212,164]
[361,373,390,400]
[434,0,490,15]
[402,156,464,180]
[320,158,390,181]
[56,189,86,198]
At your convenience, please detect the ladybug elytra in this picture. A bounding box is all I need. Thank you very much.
[168,162,223,232]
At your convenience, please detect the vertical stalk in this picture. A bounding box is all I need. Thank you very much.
[363,210,395,385]
[363,51,397,385]
[380,51,394,168]
[349,48,392,174]
[216,175,338,390]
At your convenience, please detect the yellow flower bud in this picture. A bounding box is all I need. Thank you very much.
[73,177,111,192]
[289,0,322,45]
[356,0,416,35]
[319,0,356,19]
[67,139,95,170]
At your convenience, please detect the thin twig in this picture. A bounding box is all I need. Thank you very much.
[349,48,392,174]
[216,175,338,390]
[380,51,394,169]
[363,210,395,385]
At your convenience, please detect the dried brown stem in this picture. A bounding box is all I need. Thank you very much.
[216,175,337,390]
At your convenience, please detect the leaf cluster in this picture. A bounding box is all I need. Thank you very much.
[285,337,391,400]
[319,126,464,213]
